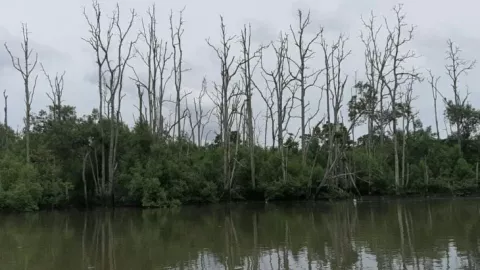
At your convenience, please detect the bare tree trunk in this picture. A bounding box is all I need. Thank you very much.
[240,24,262,189]
[2,90,6,128]
[156,42,173,137]
[261,32,294,184]
[321,38,331,125]
[135,84,145,122]
[83,0,110,199]
[194,78,210,146]
[86,2,137,206]
[170,8,186,140]
[427,70,441,139]
[373,4,420,194]
[318,34,353,192]
[131,4,174,137]
[108,7,136,206]
[4,23,38,163]
[134,5,156,129]
[185,100,195,144]
[194,78,213,146]
[40,63,65,120]
[445,39,476,154]
[289,10,322,163]
[401,78,414,187]
[360,13,389,147]
[206,16,243,198]
[257,84,275,148]
[2,90,7,148]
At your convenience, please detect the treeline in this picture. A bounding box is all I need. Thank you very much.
[1,2,480,211]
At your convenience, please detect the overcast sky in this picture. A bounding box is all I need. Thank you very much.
[0,0,479,142]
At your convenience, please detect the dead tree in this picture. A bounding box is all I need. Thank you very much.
[256,76,276,148]
[85,1,137,205]
[228,94,245,192]
[240,24,263,189]
[104,5,136,206]
[134,83,145,123]
[132,4,158,130]
[130,4,173,135]
[142,5,157,130]
[261,32,295,184]
[170,8,187,140]
[353,11,394,191]
[206,16,244,198]
[401,76,417,187]
[130,38,173,136]
[374,4,420,193]
[181,88,194,141]
[193,77,213,146]
[155,42,173,137]
[318,34,354,194]
[4,23,38,163]
[2,90,7,147]
[360,11,390,146]
[3,90,7,128]
[427,70,441,140]
[289,10,323,162]
[445,39,476,152]
[40,63,65,120]
[185,99,194,144]
[83,0,110,198]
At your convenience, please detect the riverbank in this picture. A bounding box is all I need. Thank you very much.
[3,189,480,213]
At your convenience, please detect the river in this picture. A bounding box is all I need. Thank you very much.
[0,198,479,269]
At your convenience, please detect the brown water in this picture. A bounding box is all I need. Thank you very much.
[0,198,479,270]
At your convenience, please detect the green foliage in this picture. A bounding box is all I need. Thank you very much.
[1,101,480,212]
[0,153,42,211]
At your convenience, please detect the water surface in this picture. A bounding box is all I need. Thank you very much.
[0,198,479,269]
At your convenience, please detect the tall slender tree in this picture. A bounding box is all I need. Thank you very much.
[4,23,38,163]
[40,63,65,121]
[289,10,323,162]
[240,24,262,189]
[206,16,244,198]
[83,0,109,198]
[170,8,187,140]
[84,1,137,205]
[2,89,7,148]
[372,4,420,193]
[261,32,295,184]
[444,39,476,153]
[427,70,441,140]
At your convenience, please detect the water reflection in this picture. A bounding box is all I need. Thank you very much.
[0,199,479,270]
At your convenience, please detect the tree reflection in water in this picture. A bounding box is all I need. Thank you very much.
[0,198,479,269]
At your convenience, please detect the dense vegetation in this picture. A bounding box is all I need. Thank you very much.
[1,2,479,211]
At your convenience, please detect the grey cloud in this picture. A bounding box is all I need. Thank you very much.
[290,0,361,35]
[247,19,277,45]
[0,29,67,68]
[413,30,480,103]
[415,31,480,69]
[0,53,10,72]
[1,0,480,141]
[83,69,98,86]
